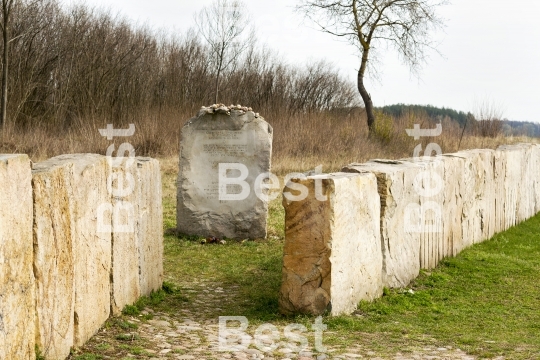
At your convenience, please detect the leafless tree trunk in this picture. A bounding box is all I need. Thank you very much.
[0,0,13,128]
[297,0,447,134]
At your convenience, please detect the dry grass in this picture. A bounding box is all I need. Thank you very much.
[0,109,536,171]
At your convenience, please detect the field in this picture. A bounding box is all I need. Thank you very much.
[69,156,540,360]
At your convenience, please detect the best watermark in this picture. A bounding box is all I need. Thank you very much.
[97,124,137,233]
[404,123,444,233]
[218,164,327,202]
[218,316,327,353]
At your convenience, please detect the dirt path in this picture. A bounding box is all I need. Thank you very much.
[73,281,482,360]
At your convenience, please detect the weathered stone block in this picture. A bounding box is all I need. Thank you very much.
[0,154,35,360]
[343,160,423,288]
[432,155,463,259]
[497,145,523,229]
[443,151,487,250]
[43,154,112,347]
[492,149,508,233]
[177,106,273,239]
[110,160,141,315]
[465,149,497,242]
[408,157,445,270]
[135,158,164,296]
[533,144,540,214]
[32,161,75,360]
[109,157,163,312]
[508,144,536,222]
[279,172,382,316]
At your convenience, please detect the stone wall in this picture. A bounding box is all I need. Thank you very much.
[0,153,163,360]
[280,144,540,316]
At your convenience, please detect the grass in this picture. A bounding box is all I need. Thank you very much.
[328,216,540,358]
[72,157,540,359]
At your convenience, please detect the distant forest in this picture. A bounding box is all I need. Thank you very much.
[379,104,473,127]
[502,120,540,137]
[379,104,539,138]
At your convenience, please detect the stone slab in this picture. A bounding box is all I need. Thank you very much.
[108,156,163,312]
[32,162,75,360]
[177,107,273,239]
[43,154,112,347]
[464,149,497,242]
[343,160,426,287]
[136,158,164,296]
[497,145,522,229]
[279,172,382,316]
[0,154,35,360]
[110,160,141,315]
[533,144,540,214]
[504,144,536,222]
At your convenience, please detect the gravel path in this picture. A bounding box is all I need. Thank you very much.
[75,282,484,360]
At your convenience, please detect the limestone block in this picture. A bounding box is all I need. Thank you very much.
[109,156,163,312]
[109,159,141,315]
[32,162,75,360]
[464,149,497,242]
[177,107,273,239]
[401,157,445,270]
[343,160,424,288]
[432,155,464,259]
[497,144,531,224]
[136,158,163,296]
[497,145,523,229]
[451,152,481,249]
[443,151,491,249]
[512,144,536,221]
[492,149,508,233]
[44,154,112,347]
[0,154,35,360]
[279,172,382,316]
[533,144,540,214]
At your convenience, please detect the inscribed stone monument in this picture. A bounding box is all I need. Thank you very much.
[177,105,273,239]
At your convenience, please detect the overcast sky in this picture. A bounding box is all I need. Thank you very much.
[65,0,540,122]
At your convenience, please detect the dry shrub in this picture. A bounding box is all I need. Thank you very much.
[1,106,536,174]
[472,99,505,138]
[373,110,394,143]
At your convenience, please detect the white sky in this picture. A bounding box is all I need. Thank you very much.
[65,0,540,122]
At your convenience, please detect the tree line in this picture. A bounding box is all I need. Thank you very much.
[0,0,359,130]
[379,104,474,127]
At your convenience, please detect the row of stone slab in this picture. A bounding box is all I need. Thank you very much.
[0,154,163,360]
[279,144,540,316]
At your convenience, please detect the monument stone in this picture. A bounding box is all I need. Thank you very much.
[177,104,273,239]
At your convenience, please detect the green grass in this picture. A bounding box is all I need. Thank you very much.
[332,217,540,358]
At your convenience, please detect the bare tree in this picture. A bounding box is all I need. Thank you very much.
[297,0,447,133]
[0,0,14,127]
[473,98,504,138]
[195,0,253,104]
